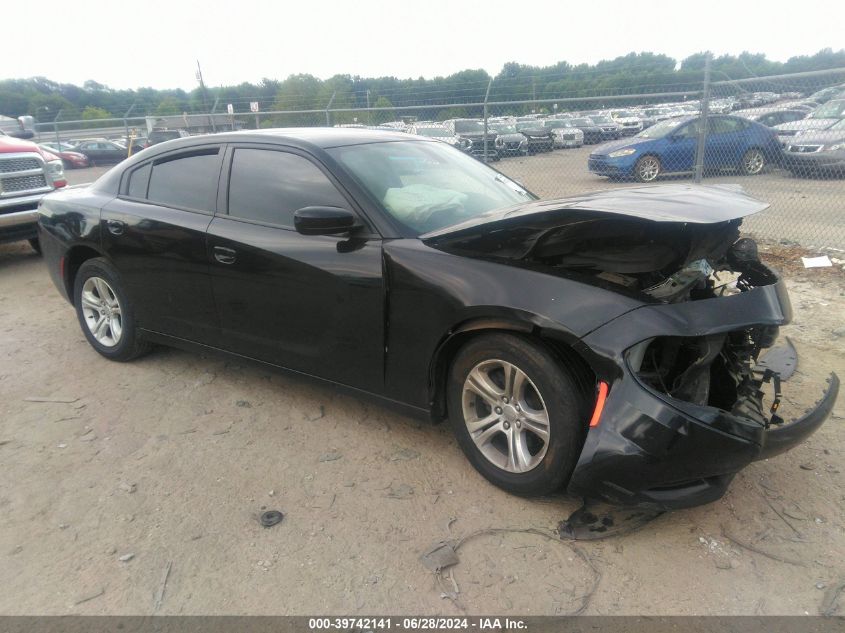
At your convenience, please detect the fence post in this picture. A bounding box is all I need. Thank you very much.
[694,53,712,184]
[123,102,136,147]
[482,77,493,164]
[210,97,219,133]
[53,109,63,146]
[325,91,337,127]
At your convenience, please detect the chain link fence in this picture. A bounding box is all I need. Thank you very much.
[34,67,845,249]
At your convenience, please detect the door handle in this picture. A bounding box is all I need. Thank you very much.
[106,219,126,236]
[213,246,237,265]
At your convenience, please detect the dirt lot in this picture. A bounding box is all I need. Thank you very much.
[1,220,843,616]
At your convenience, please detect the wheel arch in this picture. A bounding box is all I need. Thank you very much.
[427,317,596,423]
[64,244,107,300]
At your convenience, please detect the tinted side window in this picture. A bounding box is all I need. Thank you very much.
[710,118,745,134]
[147,149,220,212]
[127,163,151,198]
[228,149,349,227]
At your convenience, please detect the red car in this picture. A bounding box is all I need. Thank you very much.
[38,144,91,169]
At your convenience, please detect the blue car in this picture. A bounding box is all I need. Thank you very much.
[588,115,782,182]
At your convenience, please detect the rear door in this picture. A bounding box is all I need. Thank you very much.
[205,144,385,393]
[705,117,749,168]
[101,145,224,344]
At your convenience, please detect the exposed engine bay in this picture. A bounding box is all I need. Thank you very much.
[430,213,778,304]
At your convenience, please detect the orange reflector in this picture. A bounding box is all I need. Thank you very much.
[589,381,609,428]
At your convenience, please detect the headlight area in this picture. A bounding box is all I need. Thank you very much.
[626,327,781,435]
[46,159,67,188]
[608,148,636,158]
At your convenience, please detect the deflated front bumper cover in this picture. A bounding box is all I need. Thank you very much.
[567,266,839,511]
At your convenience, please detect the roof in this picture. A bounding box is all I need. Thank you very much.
[203,127,417,149]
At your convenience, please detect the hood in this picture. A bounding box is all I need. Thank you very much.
[422,184,770,303]
[495,132,525,142]
[591,135,656,155]
[422,184,767,241]
[0,135,43,154]
[775,119,838,132]
[520,128,551,138]
[784,128,845,146]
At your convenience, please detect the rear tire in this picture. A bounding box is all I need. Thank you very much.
[740,148,766,175]
[73,258,150,362]
[447,333,588,496]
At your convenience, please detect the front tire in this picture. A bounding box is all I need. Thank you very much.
[74,258,150,362]
[740,148,766,175]
[447,333,588,496]
[634,155,661,182]
[28,238,41,255]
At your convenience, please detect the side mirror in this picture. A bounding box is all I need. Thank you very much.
[294,206,359,236]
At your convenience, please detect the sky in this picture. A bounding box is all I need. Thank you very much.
[4,0,844,90]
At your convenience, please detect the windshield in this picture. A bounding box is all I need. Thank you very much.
[636,118,684,139]
[515,121,540,130]
[329,140,534,235]
[812,100,845,119]
[611,110,636,118]
[454,120,484,133]
[492,124,518,133]
[590,116,613,125]
[567,118,594,126]
[416,127,451,137]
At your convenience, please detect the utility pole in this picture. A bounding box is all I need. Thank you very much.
[325,91,337,127]
[196,60,211,113]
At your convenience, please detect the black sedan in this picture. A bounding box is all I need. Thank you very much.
[37,129,838,512]
[70,139,130,165]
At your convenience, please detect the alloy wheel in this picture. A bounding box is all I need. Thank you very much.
[80,277,123,347]
[743,149,765,175]
[461,359,550,473]
[636,156,660,182]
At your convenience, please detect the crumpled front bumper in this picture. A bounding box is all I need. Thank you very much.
[567,267,839,511]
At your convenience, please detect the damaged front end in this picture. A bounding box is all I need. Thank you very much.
[424,184,839,512]
[564,234,839,512]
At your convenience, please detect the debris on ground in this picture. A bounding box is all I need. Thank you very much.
[73,588,105,606]
[118,482,137,493]
[802,255,833,268]
[24,396,79,403]
[420,542,460,572]
[153,561,172,612]
[419,527,602,615]
[306,405,326,421]
[259,510,284,528]
[118,553,134,562]
[318,451,343,463]
[820,579,845,616]
[235,400,252,408]
[385,483,414,499]
[389,448,420,462]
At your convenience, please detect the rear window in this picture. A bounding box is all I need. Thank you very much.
[147,148,220,212]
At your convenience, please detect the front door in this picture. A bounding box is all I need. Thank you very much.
[206,145,385,393]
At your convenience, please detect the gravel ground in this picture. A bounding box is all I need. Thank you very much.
[0,232,843,615]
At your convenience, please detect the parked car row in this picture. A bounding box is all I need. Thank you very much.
[587,111,845,181]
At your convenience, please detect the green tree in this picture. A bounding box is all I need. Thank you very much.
[155,96,182,116]
[371,96,395,124]
[81,106,112,120]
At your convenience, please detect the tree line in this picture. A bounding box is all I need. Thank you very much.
[1,49,843,125]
